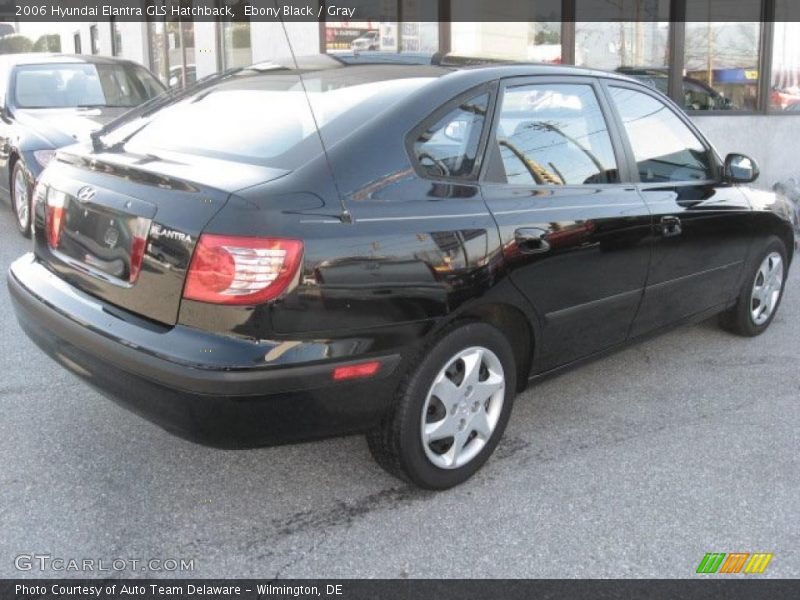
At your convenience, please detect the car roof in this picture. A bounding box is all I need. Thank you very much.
[0,53,139,67]
[285,52,639,84]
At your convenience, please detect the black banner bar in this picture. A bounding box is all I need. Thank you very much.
[2,579,800,600]
[3,0,800,23]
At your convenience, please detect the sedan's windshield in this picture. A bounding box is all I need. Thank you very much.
[13,63,164,109]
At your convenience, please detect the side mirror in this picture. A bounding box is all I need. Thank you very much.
[724,153,759,184]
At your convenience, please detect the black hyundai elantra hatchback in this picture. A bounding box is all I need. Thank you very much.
[8,53,795,489]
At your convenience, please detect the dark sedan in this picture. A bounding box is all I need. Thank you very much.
[7,54,795,489]
[0,54,165,237]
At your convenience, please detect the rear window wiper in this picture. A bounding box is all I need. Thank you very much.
[90,68,244,153]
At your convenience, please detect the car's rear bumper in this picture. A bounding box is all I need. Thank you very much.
[8,253,405,447]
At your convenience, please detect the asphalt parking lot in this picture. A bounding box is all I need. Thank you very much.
[0,204,797,579]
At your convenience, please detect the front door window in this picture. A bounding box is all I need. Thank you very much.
[608,86,714,183]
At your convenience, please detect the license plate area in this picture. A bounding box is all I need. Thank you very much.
[48,185,155,286]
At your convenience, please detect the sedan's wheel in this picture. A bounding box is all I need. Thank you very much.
[720,236,788,336]
[750,252,783,326]
[421,346,505,469]
[11,162,32,238]
[367,322,517,489]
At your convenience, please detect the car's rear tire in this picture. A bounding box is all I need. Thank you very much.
[11,161,32,238]
[720,236,788,336]
[367,321,517,489]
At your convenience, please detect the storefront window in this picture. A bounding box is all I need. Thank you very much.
[770,20,800,112]
[398,1,439,52]
[399,22,439,53]
[90,25,99,55]
[148,8,196,89]
[220,22,253,69]
[683,22,761,111]
[219,0,252,69]
[110,18,123,56]
[325,22,382,53]
[451,22,561,61]
[147,20,167,84]
[575,22,669,75]
[529,22,561,63]
[323,2,438,54]
[575,0,669,75]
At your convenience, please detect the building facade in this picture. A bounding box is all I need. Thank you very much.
[58,0,799,189]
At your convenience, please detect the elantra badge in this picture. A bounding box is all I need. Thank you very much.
[150,223,192,244]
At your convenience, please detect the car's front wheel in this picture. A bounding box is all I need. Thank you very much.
[11,161,32,238]
[720,236,788,336]
[367,322,517,489]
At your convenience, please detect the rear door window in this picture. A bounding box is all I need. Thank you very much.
[488,83,619,185]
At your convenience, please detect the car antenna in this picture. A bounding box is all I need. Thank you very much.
[277,10,352,224]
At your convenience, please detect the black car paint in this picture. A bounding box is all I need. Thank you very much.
[8,61,796,447]
[0,55,165,210]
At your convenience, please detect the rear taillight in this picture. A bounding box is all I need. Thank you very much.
[183,234,303,305]
[128,217,151,284]
[45,188,68,249]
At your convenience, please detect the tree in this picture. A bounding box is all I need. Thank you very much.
[534,29,561,46]
[0,34,33,54]
[33,34,61,53]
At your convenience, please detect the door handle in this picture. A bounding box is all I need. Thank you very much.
[514,228,551,254]
[661,215,682,238]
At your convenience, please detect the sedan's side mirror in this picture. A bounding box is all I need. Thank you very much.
[724,153,760,184]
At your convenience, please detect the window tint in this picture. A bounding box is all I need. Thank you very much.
[413,93,489,179]
[609,86,713,183]
[491,83,618,185]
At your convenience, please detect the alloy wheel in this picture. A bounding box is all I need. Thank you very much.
[420,346,505,469]
[750,251,783,326]
[13,167,29,230]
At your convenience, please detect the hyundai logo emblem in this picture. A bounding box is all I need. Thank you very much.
[76,186,96,203]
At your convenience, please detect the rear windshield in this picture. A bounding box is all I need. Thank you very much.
[13,63,164,109]
[120,68,438,168]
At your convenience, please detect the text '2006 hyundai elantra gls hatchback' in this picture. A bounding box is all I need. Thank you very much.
[8,53,796,489]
